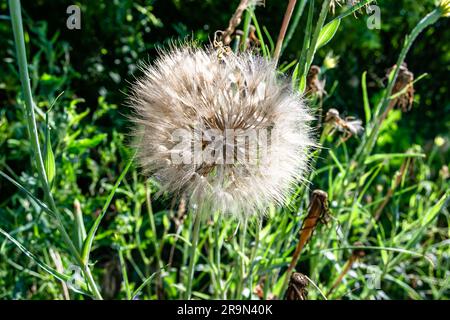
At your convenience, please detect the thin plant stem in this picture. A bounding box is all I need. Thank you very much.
[146,182,164,295]
[240,9,252,51]
[235,217,248,299]
[247,219,261,297]
[118,248,132,300]
[274,0,298,63]
[185,209,203,299]
[214,214,224,299]
[282,0,308,54]
[8,0,102,300]
[303,0,331,73]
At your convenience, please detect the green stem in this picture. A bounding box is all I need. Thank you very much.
[9,0,50,201]
[214,214,224,299]
[304,0,331,73]
[9,0,102,300]
[118,248,131,300]
[240,9,252,51]
[235,218,248,299]
[146,182,164,297]
[146,187,163,270]
[185,210,202,299]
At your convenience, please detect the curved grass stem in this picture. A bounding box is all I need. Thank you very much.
[8,0,102,300]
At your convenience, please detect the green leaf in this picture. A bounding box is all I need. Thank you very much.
[68,108,89,127]
[299,74,307,93]
[67,133,107,154]
[81,154,134,265]
[421,191,448,227]
[250,11,267,58]
[384,274,422,300]
[132,269,163,299]
[73,199,87,251]
[364,153,425,165]
[362,71,371,124]
[44,115,56,186]
[316,18,341,50]
[291,62,300,87]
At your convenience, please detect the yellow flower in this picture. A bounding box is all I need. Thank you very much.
[438,0,450,17]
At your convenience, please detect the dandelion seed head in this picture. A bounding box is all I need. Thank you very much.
[128,45,315,219]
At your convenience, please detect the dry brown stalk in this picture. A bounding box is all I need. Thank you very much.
[380,63,415,122]
[373,160,408,221]
[221,0,263,45]
[49,248,70,300]
[274,0,297,62]
[282,190,330,293]
[326,243,365,298]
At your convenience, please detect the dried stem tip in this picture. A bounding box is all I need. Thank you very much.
[282,190,329,292]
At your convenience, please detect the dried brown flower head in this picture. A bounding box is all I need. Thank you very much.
[221,0,265,45]
[286,272,309,300]
[388,63,415,112]
[325,108,364,142]
[306,65,327,99]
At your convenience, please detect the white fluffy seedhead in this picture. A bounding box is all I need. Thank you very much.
[129,45,315,219]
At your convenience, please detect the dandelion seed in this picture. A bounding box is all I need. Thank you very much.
[129,45,315,219]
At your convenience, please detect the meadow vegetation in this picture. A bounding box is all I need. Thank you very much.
[0,0,448,300]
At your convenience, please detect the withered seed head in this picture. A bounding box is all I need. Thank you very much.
[306,65,327,98]
[325,108,364,141]
[286,272,309,300]
[387,63,415,112]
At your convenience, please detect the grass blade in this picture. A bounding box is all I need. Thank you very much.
[81,154,134,264]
